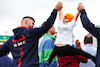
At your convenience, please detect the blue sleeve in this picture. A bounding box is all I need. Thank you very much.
[80,9,100,39]
[39,63,45,67]
[0,44,10,57]
[29,9,58,38]
[0,40,10,57]
[44,39,54,50]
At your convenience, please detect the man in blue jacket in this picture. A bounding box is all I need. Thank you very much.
[77,3,99,67]
[0,2,62,67]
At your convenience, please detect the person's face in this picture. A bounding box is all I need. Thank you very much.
[27,19,35,28]
[49,26,56,34]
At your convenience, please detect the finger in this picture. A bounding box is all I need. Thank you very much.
[58,1,61,3]
[58,1,62,6]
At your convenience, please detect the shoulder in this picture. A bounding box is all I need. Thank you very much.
[59,20,63,22]
[41,37,53,43]
[45,37,53,42]
[58,20,63,24]
[70,19,76,24]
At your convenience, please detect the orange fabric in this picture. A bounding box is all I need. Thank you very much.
[64,13,74,22]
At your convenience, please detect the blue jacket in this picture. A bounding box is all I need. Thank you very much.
[80,9,100,67]
[38,36,58,67]
[0,9,58,67]
[0,55,13,67]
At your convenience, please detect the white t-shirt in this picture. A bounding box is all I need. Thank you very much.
[80,44,97,67]
[55,20,76,46]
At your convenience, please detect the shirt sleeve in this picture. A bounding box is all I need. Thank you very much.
[43,39,55,61]
[39,63,44,67]
[39,38,54,63]
[0,41,10,57]
[80,9,100,39]
[29,9,58,38]
[44,39,54,50]
[67,19,76,28]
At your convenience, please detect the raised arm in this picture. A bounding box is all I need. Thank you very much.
[77,3,100,39]
[30,2,63,38]
[55,1,63,11]
[73,10,80,22]
[59,9,63,20]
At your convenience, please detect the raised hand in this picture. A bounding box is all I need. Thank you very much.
[55,1,63,10]
[77,3,85,12]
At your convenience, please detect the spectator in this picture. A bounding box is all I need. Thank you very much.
[77,3,100,66]
[38,25,58,67]
[80,35,97,67]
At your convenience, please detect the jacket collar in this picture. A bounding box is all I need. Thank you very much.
[17,26,28,29]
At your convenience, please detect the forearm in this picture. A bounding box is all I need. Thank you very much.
[32,9,58,38]
[44,9,58,29]
[0,44,10,57]
[80,9,96,27]
[80,9,100,38]
[74,10,80,22]
[59,9,63,20]
[80,9,91,27]
[38,9,58,35]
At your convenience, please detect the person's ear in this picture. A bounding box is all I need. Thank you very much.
[84,41,86,45]
[25,20,28,24]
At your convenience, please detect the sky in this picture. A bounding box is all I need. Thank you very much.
[0,0,100,46]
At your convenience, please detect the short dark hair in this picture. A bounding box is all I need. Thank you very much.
[22,16,35,22]
[84,35,93,44]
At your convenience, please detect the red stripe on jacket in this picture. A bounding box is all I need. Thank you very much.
[12,37,25,43]
[18,48,24,67]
